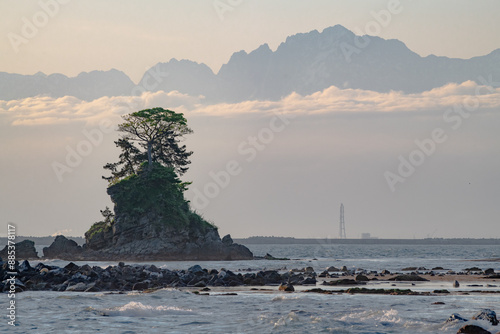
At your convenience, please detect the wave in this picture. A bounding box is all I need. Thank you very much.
[95,302,195,317]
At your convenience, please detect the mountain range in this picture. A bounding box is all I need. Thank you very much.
[2,25,499,102]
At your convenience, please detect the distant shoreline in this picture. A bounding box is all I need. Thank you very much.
[234,237,500,245]
[1,236,500,249]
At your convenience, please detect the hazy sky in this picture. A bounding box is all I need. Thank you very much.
[1,1,500,239]
[1,0,500,82]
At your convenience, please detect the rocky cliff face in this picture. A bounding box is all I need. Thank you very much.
[82,165,253,261]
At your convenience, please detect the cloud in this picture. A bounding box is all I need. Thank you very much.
[1,81,499,126]
[50,229,73,237]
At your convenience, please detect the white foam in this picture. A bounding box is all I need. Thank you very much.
[100,302,194,317]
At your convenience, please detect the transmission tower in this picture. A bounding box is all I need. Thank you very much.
[339,203,346,239]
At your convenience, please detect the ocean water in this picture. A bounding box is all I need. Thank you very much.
[3,243,500,333]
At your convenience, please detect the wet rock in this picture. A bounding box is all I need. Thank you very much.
[132,281,149,291]
[388,274,429,282]
[446,313,468,323]
[402,267,418,271]
[326,266,339,272]
[302,277,317,285]
[323,279,365,286]
[457,324,491,334]
[188,265,204,275]
[355,274,369,282]
[279,283,294,292]
[485,268,495,275]
[472,309,498,325]
[304,267,315,274]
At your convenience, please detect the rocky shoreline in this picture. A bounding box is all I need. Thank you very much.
[2,258,499,294]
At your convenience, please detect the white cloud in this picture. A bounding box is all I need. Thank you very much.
[50,229,73,237]
[0,81,499,126]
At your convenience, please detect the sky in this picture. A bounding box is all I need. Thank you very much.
[2,0,500,81]
[1,1,500,239]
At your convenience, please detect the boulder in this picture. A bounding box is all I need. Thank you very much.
[457,324,491,334]
[0,240,38,259]
[388,274,429,282]
[355,274,369,282]
[446,313,468,323]
[43,236,83,260]
[472,309,498,326]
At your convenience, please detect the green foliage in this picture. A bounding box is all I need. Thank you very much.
[104,107,193,182]
[87,107,215,242]
[85,221,111,240]
[108,163,213,230]
[85,206,114,240]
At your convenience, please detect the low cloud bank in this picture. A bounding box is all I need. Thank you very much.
[1,81,499,126]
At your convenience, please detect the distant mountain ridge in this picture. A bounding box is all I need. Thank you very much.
[2,25,499,102]
[0,69,135,101]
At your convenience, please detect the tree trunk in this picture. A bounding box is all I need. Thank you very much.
[147,141,153,171]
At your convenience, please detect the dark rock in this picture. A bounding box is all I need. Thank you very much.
[388,274,429,282]
[402,267,418,271]
[64,262,80,272]
[457,324,492,334]
[0,240,38,259]
[188,264,205,275]
[194,281,207,288]
[465,267,483,273]
[19,260,33,272]
[355,274,369,282]
[221,234,233,246]
[302,277,317,285]
[446,313,468,323]
[381,270,391,275]
[345,287,422,295]
[472,309,498,326]
[433,289,450,293]
[43,236,82,260]
[132,281,149,291]
[279,283,294,291]
[82,165,254,261]
[259,253,290,260]
[323,279,366,286]
[485,268,495,275]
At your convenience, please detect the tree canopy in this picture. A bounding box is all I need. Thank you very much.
[104,108,193,182]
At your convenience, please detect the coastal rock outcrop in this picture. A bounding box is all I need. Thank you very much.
[82,165,253,261]
[43,235,83,260]
[0,240,38,259]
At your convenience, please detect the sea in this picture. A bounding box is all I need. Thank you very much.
[2,243,500,333]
